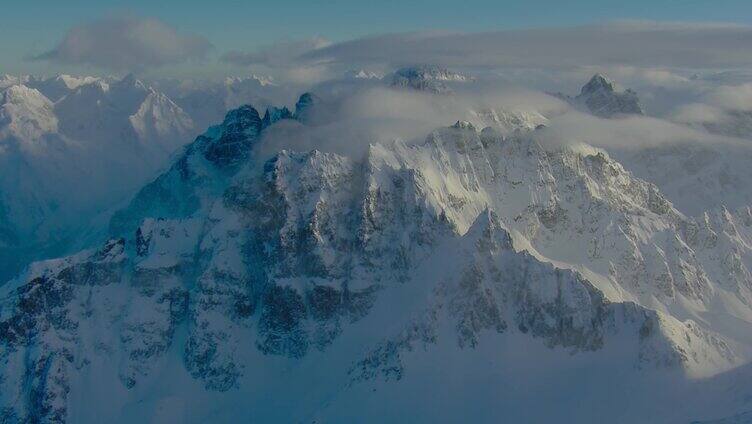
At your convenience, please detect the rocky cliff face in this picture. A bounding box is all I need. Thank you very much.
[1,98,752,422]
[556,74,645,118]
[577,74,644,117]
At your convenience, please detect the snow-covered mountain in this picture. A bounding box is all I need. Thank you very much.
[0,75,30,90]
[0,85,58,140]
[27,75,102,102]
[0,75,198,283]
[469,108,548,133]
[546,75,752,217]
[557,74,645,118]
[390,65,473,94]
[344,69,384,80]
[54,74,194,151]
[4,89,752,423]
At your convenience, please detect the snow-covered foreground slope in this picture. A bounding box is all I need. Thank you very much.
[3,97,752,423]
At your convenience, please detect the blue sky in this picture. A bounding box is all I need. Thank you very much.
[4,0,752,77]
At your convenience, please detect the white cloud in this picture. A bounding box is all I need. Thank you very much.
[300,21,752,70]
[35,16,212,71]
[669,82,752,127]
[254,81,570,161]
[222,37,332,85]
[222,37,330,68]
[536,111,734,150]
[670,103,730,125]
[705,84,752,112]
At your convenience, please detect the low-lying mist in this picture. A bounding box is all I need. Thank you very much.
[254,75,749,164]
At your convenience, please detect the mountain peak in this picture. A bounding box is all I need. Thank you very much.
[114,73,148,93]
[0,75,29,90]
[0,85,58,140]
[451,120,477,131]
[294,92,321,122]
[581,73,617,95]
[344,69,383,80]
[390,64,471,93]
[394,64,470,82]
[220,105,262,137]
[225,74,275,87]
[262,106,293,127]
[200,105,263,167]
[575,74,644,118]
[24,74,102,102]
[54,74,100,90]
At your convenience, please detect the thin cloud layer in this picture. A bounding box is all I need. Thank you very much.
[222,37,332,85]
[669,82,752,132]
[34,16,212,71]
[299,21,752,70]
[222,37,330,68]
[705,84,752,112]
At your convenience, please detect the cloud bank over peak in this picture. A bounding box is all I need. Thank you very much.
[34,16,213,71]
[298,21,752,70]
